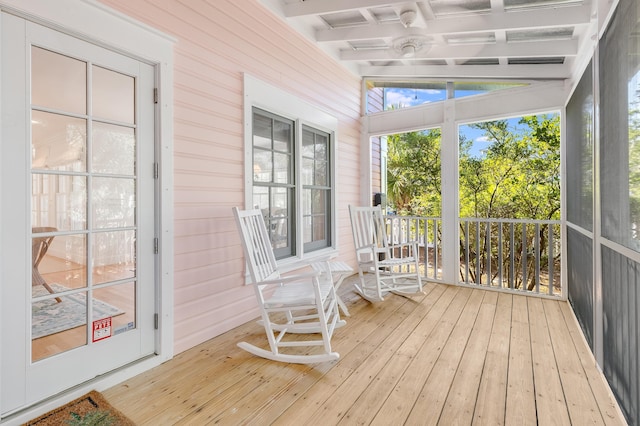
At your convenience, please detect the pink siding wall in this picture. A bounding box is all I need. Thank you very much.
[99,0,362,354]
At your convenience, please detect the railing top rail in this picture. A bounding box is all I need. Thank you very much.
[459,217,560,225]
[384,214,560,225]
[383,215,441,221]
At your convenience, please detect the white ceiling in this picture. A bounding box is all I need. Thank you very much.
[261,0,611,82]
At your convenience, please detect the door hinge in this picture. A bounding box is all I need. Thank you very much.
[154,88,159,104]
[154,162,159,179]
[154,237,159,254]
[154,313,159,329]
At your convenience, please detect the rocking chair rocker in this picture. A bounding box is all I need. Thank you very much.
[232,207,345,364]
[349,205,423,302]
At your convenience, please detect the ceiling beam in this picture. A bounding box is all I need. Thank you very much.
[318,23,407,41]
[284,0,405,17]
[490,0,505,12]
[340,39,578,61]
[316,5,591,42]
[360,63,572,79]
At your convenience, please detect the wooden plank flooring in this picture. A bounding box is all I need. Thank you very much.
[103,278,626,425]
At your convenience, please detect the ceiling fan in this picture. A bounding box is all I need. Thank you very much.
[392,9,430,58]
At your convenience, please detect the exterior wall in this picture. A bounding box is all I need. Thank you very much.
[100,0,362,354]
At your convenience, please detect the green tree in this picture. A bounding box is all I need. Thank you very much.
[386,114,561,291]
[459,116,560,221]
[458,115,560,289]
[387,129,441,216]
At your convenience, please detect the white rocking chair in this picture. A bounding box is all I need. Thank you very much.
[349,205,423,302]
[232,207,345,364]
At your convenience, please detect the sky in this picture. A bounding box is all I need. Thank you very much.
[383,87,522,158]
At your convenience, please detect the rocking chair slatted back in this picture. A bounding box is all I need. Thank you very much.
[349,205,423,302]
[232,207,345,364]
[235,208,279,283]
[349,205,389,256]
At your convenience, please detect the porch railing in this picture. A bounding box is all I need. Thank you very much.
[385,215,443,282]
[384,215,562,297]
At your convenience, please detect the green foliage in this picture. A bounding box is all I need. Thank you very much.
[459,115,560,221]
[386,114,561,290]
[386,114,560,221]
[387,129,442,216]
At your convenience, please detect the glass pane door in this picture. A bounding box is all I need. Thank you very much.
[30,46,139,362]
[2,14,156,414]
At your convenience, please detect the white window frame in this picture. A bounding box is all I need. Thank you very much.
[243,74,338,271]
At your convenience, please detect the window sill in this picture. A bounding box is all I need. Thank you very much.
[276,248,339,274]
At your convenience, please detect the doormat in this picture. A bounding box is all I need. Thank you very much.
[23,390,135,425]
[32,284,124,339]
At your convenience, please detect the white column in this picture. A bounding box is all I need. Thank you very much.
[441,99,459,284]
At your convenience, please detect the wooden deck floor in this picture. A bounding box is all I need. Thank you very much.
[103,278,626,425]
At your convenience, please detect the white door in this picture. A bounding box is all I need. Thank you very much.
[1,14,156,413]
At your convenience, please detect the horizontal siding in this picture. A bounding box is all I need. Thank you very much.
[368,86,385,114]
[100,0,362,354]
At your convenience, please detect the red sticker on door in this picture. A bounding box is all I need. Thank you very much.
[92,317,112,342]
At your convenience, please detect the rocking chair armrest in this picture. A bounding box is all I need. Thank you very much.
[387,241,421,258]
[251,271,321,287]
[356,243,416,255]
[387,241,420,251]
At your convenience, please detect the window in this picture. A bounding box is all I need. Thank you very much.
[302,126,331,252]
[364,79,528,113]
[252,109,295,258]
[245,75,337,262]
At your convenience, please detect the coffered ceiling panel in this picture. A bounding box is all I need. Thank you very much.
[261,0,608,80]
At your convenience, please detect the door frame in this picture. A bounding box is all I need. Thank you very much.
[0,0,174,421]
